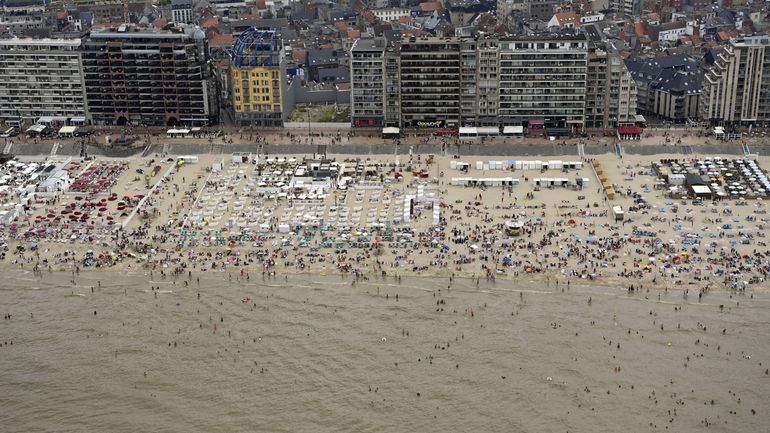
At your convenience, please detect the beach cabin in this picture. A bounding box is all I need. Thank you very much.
[563,161,583,170]
[612,206,624,221]
[232,152,251,164]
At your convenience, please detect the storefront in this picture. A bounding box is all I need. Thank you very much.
[617,125,642,140]
[352,117,382,127]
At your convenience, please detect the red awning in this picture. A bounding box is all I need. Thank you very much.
[528,119,545,126]
[617,126,642,135]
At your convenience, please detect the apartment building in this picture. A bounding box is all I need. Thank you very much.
[586,43,638,128]
[700,35,770,125]
[399,37,461,128]
[383,45,400,127]
[460,38,499,126]
[371,8,410,22]
[81,24,214,126]
[230,29,285,127]
[626,54,701,122]
[498,34,588,130]
[1,0,45,33]
[350,34,598,130]
[611,0,641,16]
[171,0,194,24]
[0,38,87,124]
[85,2,124,23]
[350,38,386,127]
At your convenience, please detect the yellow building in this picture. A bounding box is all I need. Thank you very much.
[231,66,283,127]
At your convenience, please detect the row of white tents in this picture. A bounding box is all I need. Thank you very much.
[449,160,584,171]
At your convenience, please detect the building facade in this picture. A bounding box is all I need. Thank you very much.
[611,0,641,16]
[586,45,638,128]
[459,39,500,126]
[626,54,702,122]
[700,35,770,125]
[82,25,213,126]
[0,38,87,124]
[399,37,461,128]
[350,34,600,130]
[230,29,285,127]
[498,35,588,130]
[1,0,45,33]
[350,38,386,127]
[171,0,194,24]
[371,8,410,22]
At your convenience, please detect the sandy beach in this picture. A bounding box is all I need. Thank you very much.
[1,149,769,294]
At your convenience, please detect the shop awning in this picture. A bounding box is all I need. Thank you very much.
[617,126,642,135]
[58,126,77,135]
[528,119,544,127]
[459,127,478,135]
[503,126,524,135]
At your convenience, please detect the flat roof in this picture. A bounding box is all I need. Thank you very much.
[0,38,81,47]
[503,126,524,134]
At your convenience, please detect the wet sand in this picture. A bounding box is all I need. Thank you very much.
[1,269,768,432]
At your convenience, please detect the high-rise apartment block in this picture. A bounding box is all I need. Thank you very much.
[460,38,499,126]
[229,29,286,127]
[350,34,626,131]
[350,38,385,127]
[700,35,770,125]
[399,37,461,128]
[586,43,638,128]
[0,38,87,123]
[498,35,588,129]
[81,24,213,126]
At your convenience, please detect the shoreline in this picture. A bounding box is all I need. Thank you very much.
[5,260,763,295]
